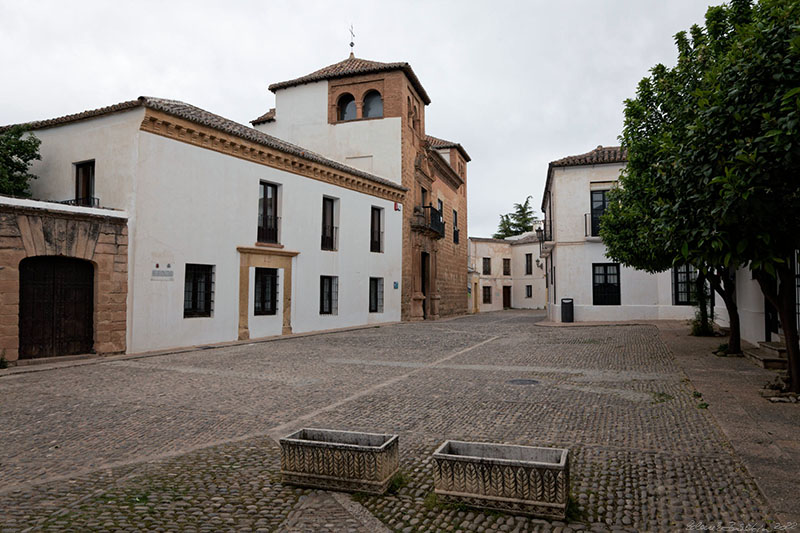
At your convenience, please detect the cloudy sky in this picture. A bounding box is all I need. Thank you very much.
[1,0,718,237]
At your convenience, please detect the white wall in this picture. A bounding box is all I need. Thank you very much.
[715,268,767,347]
[468,239,546,312]
[28,109,145,211]
[545,163,694,323]
[511,242,546,309]
[256,82,403,185]
[129,131,403,353]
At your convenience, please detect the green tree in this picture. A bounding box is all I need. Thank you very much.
[0,125,40,197]
[493,196,538,239]
[603,0,800,390]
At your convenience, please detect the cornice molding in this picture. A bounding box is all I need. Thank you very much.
[140,109,406,203]
[428,148,464,192]
[237,246,300,257]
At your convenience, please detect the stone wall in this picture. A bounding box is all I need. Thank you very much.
[0,202,128,364]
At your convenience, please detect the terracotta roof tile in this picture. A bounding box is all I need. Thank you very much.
[250,108,275,126]
[425,134,471,162]
[550,145,627,167]
[269,54,431,105]
[4,97,406,194]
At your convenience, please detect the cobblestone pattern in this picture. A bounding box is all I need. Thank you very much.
[0,311,773,532]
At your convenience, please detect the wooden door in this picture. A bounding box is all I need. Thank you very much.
[503,286,512,309]
[19,257,94,359]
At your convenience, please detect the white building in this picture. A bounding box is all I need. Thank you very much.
[10,96,406,356]
[468,233,546,313]
[539,146,695,323]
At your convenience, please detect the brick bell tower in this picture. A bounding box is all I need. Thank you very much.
[254,51,470,321]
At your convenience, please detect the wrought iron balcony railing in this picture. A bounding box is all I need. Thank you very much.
[411,205,445,239]
[257,215,280,244]
[321,224,338,251]
[61,197,99,207]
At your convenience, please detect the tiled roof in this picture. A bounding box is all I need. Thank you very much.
[5,97,406,193]
[269,54,431,105]
[250,108,275,126]
[542,145,627,211]
[426,134,471,162]
[550,145,627,167]
[469,237,509,243]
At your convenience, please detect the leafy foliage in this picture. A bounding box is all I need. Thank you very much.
[493,196,538,239]
[601,0,800,386]
[0,125,41,197]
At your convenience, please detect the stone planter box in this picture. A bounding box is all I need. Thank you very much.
[432,440,569,519]
[279,428,399,494]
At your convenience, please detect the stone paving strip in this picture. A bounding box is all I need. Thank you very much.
[0,311,782,531]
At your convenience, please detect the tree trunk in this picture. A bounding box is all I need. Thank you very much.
[693,272,712,335]
[708,267,741,354]
[756,266,800,393]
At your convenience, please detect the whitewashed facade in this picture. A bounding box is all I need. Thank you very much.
[468,234,546,313]
[539,146,695,323]
[22,97,405,354]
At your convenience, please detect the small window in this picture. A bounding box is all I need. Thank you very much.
[453,209,458,228]
[526,285,533,298]
[525,253,533,275]
[437,198,444,215]
[673,264,698,305]
[482,286,492,304]
[369,277,384,313]
[482,257,491,275]
[184,264,214,318]
[363,90,383,118]
[75,160,95,207]
[258,182,279,243]
[590,190,609,236]
[337,93,356,121]
[320,275,339,315]
[370,207,383,253]
[421,187,428,207]
[503,258,511,276]
[321,197,338,251]
[254,268,278,315]
[593,263,620,305]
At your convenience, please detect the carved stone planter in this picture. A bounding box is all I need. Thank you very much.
[432,440,569,519]
[280,428,399,494]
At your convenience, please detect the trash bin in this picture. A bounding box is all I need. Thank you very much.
[561,298,574,323]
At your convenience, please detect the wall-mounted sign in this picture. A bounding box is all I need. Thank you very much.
[152,262,174,281]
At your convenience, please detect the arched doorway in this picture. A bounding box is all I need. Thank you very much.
[19,256,94,359]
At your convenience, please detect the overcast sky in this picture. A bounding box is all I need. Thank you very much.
[0,0,719,237]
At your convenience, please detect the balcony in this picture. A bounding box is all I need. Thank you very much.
[584,213,601,238]
[257,215,280,244]
[321,224,338,251]
[536,219,554,257]
[411,205,445,239]
[61,197,99,208]
[370,229,384,253]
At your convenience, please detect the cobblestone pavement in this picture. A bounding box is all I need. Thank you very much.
[0,311,778,532]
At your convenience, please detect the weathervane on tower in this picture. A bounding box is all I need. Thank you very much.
[349,24,355,57]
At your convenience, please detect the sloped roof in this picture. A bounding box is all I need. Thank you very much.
[426,134,471,162]
[5,97,406,193]
[542,145,626,211]
[550,145,627,167]
[251,108,275,126]
[269,54,431,105]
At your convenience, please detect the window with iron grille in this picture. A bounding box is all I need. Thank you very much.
[321,197,337,251]
[482,257,491,275]
[503,258,511,276]
[184,264,214,317]
[526,285,532,298]
[672,264,698,306]
[525,253,533,275]
[258,182,279,243]
[482,286,492,304]
[592,263,620,305]
[254,268,278,315]
[369,277,384,313]
[453,210,459,244]
[320,275,338,315]
[590,190,609,236]
[370,207,383,253]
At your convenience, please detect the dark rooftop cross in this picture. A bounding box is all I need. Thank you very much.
[349,24,355,57]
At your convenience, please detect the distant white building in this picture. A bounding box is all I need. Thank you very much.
[468,233,546,313]
[539,146,695,323]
